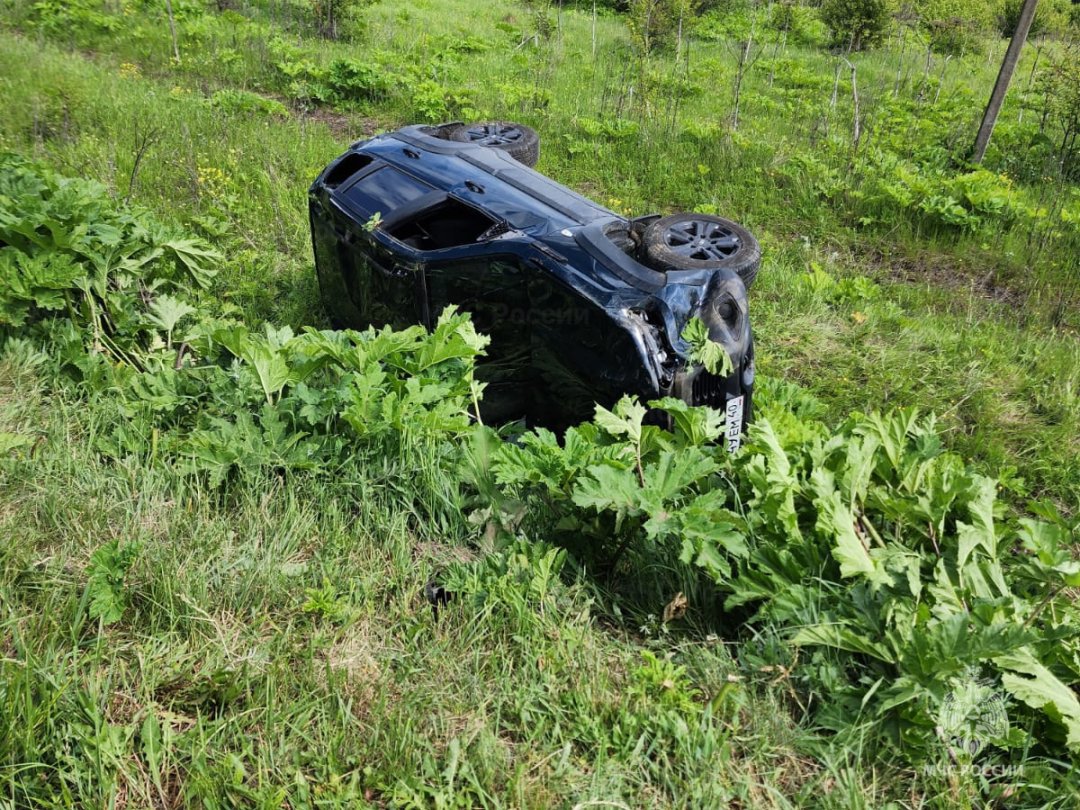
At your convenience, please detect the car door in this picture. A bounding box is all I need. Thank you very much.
[424,256,533,422]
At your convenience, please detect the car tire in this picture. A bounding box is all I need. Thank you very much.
[643,213,760,288]
[448,121,540,167]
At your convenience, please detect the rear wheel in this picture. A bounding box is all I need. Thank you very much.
[448,121,540,167]
[643,213,760,288]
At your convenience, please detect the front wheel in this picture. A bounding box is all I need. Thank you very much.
[448,121,540,167]
[642,213,761,288]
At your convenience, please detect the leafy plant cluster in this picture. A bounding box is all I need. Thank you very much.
[0,152,217,335]
[29,0,122,39]
[269,39,392,106]
[209,88,289,118]
[267,37,480,121]
[771,89,1080,240]
[997,0,1076,40]
[820,0,895,51]
[0,154,487,490]
[472,388,1080,776]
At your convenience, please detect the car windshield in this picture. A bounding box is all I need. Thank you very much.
[340,167,433,216]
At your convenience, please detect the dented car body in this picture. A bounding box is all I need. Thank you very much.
[309,124,755,445]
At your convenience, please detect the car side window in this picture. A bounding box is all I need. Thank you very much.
[385,199,499,251]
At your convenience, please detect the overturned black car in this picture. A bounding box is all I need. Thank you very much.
[309,122,759,448]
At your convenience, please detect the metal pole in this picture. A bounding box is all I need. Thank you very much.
[972,0,1039,163]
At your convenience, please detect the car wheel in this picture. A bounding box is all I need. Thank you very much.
[642,213,760,288]
[449,121,540,167]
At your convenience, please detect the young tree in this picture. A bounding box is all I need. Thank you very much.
[998,0,1072,39]
[626,0,694,55]
[915,0,995,55]
[820,0,895,51]
[309,0,371,40]
[164,0,180,62]
[1035,42,1080,177]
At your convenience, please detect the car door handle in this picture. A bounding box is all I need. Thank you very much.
[378,263,412,279]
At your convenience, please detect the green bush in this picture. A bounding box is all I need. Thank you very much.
[29,0,120,41]
[1032,43,1080,181]
[915,0,995,54]
[626,0,695,55]
[819,0,895,50]
[474,389,1080,775]
[769,0,829,47]
[0,155,487,487]
[210,89,289,118]
[0,153,217,333]
[997,0,1074,38]
[268,39,393,107]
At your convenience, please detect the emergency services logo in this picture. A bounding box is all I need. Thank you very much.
[938,677,1009,758]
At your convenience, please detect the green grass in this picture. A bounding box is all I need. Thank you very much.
[0,349,887,808]
[1,0,1079,805]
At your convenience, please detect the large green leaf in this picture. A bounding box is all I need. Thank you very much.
[247,342,291,403]
[652,396,725,446]
[146,294,196,335]
[160,235,220,288]
[956,474,999,569]
[996,650,1080,752]
[815,483,876,579]
[744,418,802,541]
[572,463,645,517]
[594,396,647,444]
[643,448,719,503]
[792,623,895,663]
[681,316,733,376]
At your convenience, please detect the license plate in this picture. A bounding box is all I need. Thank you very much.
[725,395,745,454]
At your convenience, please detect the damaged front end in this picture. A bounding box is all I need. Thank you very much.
[624,268,754,452]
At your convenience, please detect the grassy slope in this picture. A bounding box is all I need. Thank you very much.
[0,1,1078,807]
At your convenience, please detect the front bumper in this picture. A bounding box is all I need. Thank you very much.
[669,342,754,453]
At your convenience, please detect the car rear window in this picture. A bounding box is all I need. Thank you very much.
[339,167,433,216]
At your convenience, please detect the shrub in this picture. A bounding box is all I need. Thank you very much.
[474,391,1080,774]
[318,58,392,103]
[626,0,695,55]
[29,0,120,41]
[769,0,829,47]
[268,41,394,107]
[997,0,1073,39]
[1033,43,1080,180]
[210,89,289,118]
[915,0,995,54]
[0,154,486,487]
[819,0,895,50]
[307,0,373,40]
